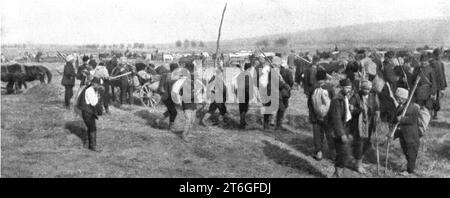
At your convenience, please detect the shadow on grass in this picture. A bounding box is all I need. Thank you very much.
[285,114,312,131]
[64,121,88,146]
[429,120,450,129]
[262,140,327,178]
[435,140,450,161]
[134,109,166,129]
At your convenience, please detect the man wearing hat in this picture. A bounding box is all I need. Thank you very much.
[76,77,104,152]
[411,54,437,111]
[259,56,293,130]
[378,51,401,122]
[304,56,326,127]
[93,62,110,114]
[392,87,421,175]
[294,52,309,88]
[76,55,92,86]
[329,78,355,177]
[61,55,77,109]
[311,68,335,161]
[349,79,380,173]
[276,58,294,130]
[383,51,399,91]
[429,49,447,119]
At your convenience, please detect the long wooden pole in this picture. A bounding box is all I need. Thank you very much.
[213,3,227,69]
[384,75,421,175]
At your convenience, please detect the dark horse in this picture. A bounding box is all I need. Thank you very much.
[1,64,52,94]
[105,58,135,105]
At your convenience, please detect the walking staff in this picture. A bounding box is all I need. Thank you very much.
[384,75,421,175]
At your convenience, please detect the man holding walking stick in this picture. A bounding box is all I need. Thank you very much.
[387,87,421,176]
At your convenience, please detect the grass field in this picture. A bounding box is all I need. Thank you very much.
[1,60,449,178]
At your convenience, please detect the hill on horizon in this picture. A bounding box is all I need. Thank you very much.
[218,18,450,51]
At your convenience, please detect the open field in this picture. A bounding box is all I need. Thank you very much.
[1,60,449,178]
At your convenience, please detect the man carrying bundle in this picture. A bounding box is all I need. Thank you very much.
[310,68,335,161]
[391,88,421,176]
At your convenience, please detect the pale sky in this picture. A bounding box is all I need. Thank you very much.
[0,0,448,45]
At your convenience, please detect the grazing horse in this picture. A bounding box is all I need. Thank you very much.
[1,64,52,94]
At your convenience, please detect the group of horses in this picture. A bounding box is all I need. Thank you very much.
[1,64,52,94]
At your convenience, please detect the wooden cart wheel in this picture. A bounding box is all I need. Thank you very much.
[140,82,160,108]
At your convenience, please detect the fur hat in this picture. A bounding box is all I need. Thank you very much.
[169,63,179,72]
[82,55,90,62]
[433,48,441,57]
[244,62,252,70]
[339,78,352,87]
[385,51,395,59]
[395,88,409,100]
[316,69,328,81]
[420,53,429,62]
[360,80,372,90]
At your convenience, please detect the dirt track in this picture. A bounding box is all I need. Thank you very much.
[1,62,450,178]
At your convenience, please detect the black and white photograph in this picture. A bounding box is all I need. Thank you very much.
[1,0,449,179]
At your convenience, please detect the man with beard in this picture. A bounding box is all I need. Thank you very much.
[329,78,355,177]
[349,80,380,174]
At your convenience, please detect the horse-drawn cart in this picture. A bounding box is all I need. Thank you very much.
[109,65,161,108]
[137,75,161,108]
